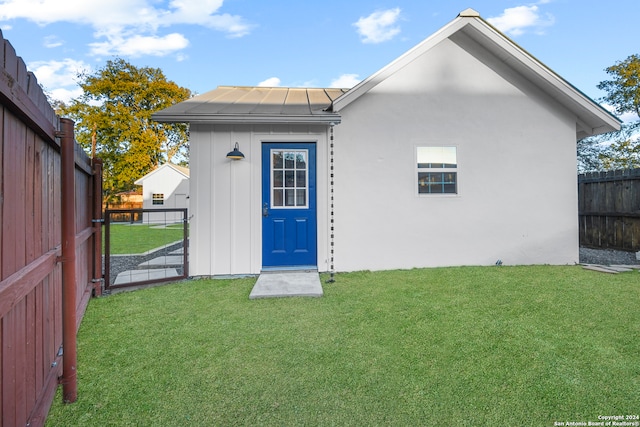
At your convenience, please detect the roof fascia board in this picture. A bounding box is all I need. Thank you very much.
[152,113,342,125]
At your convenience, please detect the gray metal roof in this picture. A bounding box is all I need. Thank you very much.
[152,86,347,124]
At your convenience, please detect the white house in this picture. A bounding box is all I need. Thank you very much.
[134,163,190,224]
[152,9,620,277]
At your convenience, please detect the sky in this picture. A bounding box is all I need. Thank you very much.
[0,0,638,123]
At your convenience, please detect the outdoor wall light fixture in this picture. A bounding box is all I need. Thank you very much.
[226,142,245,160]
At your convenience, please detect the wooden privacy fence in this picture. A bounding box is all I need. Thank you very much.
[578,168,640,251]
[0,32,102,427]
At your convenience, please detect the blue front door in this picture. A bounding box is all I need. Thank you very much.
[262,143,317,269]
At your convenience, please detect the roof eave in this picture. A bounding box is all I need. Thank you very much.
[152,113,342,125]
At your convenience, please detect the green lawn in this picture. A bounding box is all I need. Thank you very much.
[46,266,639,426]
[105,223,185,254]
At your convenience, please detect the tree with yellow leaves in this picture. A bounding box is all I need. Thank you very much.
[59,58,192,201]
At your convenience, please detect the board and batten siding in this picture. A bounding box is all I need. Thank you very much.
[188,124,330,276]
[332,37,579,271]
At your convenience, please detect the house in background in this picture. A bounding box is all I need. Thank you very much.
[134,163,190,223]
[153,9,620,277]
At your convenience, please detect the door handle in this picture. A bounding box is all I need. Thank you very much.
[263,203,269,217]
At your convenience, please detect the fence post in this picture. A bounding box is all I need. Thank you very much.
[59,118,78,403]
[92,158,103,297]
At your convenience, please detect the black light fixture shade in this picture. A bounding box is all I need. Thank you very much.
[226,142,245,160]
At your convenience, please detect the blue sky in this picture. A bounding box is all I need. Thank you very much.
[0,0,638,122]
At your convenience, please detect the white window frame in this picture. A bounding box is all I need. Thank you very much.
[270,149,309,209]
[416,146,459,196]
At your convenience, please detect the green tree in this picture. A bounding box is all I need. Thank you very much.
[598,54,640,119]
[580,54,640,171]
[59,59,191,201]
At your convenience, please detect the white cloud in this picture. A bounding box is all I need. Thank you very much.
[43,35,63,48]
[258,77,281,87]
[353,8,401,44]
[0,0,252,58]
[89,33,189,57]
[330,74,360,88]
[27,58,91,104]
[487,4,554,36]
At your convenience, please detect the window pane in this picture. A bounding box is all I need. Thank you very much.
[284,152,295,169]
[296,170,306,188]
[296,152,307,169]
[418,172,457,194]
[285,171,295,187]
[443,172,456,184]
[273,189,283,206]
[296,189,306,206]
[285,189,295,206]
[417,147,456,168]
[443,183,456,193]
[273,151,283,169]
[273,170,283,188]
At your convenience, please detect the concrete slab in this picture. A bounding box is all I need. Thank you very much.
[114,268,180,285]
[249,270,323,299]
[138,255,184,267]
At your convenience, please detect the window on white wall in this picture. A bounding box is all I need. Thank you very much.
[152,193,164,205]
[417,147,457,194]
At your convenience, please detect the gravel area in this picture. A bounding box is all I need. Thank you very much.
[579,246,639,266]
[104,241,186,286]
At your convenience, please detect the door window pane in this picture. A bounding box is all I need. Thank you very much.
[296,152,307,169]
[273,189,283,206]
[296,189,306,206]
[273,151,283,168]
[285,189,295,206]
[296,170,306,188]
[285,170,295,187]
[273,170,283,187]
[285,152,295,169]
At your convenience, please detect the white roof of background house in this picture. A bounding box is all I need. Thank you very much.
[153,9,620,139]
[152,86,347,125]
[134,163,190,185]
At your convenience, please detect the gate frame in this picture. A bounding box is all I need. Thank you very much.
[104,208,189,290]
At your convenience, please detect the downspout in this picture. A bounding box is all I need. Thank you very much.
[327,123,336,283]
[59,118,78,403]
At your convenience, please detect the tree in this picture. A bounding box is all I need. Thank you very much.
[59,59,191,201]
[578,54,640,172]
[597,54,640,119]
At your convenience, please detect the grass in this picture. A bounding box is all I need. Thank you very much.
[45,266,639,426]
[105,223,185,254]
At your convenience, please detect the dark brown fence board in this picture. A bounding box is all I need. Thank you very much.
[578,169,640,251]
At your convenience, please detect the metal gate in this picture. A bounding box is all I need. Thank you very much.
[104,208,189,290]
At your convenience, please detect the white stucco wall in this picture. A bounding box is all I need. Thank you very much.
[332,37,579,271]
[188,124,330,276]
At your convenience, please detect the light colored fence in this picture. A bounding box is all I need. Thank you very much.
[0,31,102,427]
